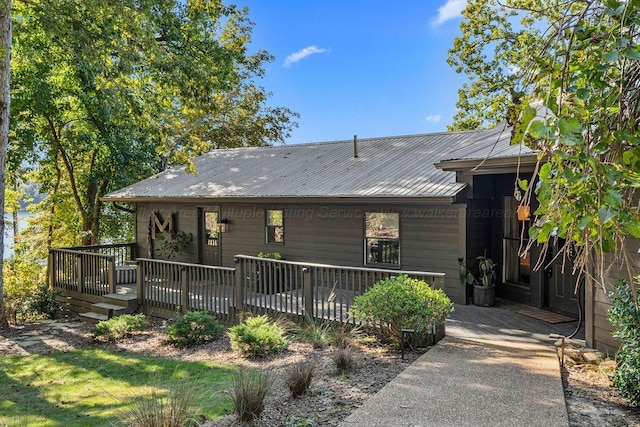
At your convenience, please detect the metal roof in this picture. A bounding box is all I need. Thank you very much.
[104,123,534,202]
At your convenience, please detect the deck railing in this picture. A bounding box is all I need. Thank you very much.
[64,243,136,266]
[234,255,446,323]
[136,258,236,323]
[49,247,446,325]
[49,248,117,295]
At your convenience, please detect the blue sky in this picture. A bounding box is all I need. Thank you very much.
[236,0,468,144]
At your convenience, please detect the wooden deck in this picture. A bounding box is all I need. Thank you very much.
[447,298,585,342]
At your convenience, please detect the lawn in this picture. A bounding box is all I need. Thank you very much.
[0,349,235,426]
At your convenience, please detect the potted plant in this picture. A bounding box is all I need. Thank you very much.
[458,257,475,305]
[458,254,497,307]
[474,253,497,307]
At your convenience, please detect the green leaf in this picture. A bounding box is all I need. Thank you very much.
[577,216,592,230]
[623,48,640,61]
[518,179,529,191]
[529,120,549,139]
[604,190,623,209]
[603,50,619,63]
[598,206,618,224]
[624,221,640,238]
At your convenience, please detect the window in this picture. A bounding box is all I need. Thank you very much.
[204,211,219,246]
[503,196,531,285]
[266,209,284,244]
[365,212,400,267]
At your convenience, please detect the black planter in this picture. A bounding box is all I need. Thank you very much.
[473,284,495,307]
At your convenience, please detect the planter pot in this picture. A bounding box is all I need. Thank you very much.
[473,284,495,307]
[410,322,446,348]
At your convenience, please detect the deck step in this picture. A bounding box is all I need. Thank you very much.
[80,311,108,324]
[102,293,139,312]
[92,302,130,316]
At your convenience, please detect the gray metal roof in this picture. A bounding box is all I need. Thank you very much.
[104,123,533,202]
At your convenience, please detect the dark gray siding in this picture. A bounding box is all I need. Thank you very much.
[134,201,466,304]
[586,240,640,353]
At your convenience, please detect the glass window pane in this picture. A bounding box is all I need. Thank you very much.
[267,210,283,226]
[204,211,218,246]
[365,212,399,239]
[365,212,399,266]
[266,210,284,244]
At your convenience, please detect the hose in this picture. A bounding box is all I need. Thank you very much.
[567,278,584,339]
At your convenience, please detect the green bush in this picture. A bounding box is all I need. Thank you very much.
[228,315,289,357]
[93,314,148,342]
[350,274,453,346]
[608,278,640,405]
[26,285,63,320]
[167,311,224,347]
[293,313,332,349]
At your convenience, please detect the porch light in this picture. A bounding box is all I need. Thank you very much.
[218,218,229,233]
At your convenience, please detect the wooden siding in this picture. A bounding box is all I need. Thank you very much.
[586,240,640,353]
[134,201,466,304]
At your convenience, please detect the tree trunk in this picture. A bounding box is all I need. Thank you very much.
[0,0,11,328]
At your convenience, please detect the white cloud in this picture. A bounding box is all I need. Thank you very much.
[430,0,466,28]
[284,46,328,67]
[425,114,442,123]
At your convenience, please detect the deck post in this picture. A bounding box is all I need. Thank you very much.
[180,267,189,313]
[76,254,84,294]
[303,267,313,318]
[136,260,143,305]
[108,257,117,294]
[48,251,55,288]
[234,257,244,322]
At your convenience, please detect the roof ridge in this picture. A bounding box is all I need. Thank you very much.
[199,128,489,155]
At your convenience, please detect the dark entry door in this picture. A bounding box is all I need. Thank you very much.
[198,207,221,265]
[545,242,580,315]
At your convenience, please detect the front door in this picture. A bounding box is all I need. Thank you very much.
[199,207,221,265]
[545,241,581,315]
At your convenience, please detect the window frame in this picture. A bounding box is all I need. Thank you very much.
[502,196,531,287]
[265,209,285,245]
[364,211,401,268]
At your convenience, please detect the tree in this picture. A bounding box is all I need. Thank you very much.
[447,0,551,130]
[450,0,640,286]
[511,0,640,283]
[11,0,297,246]
[0,0,10,327]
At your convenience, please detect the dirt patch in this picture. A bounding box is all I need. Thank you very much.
[559,342,640,427]
[1,319,639,426]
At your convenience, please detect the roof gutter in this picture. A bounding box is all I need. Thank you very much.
[100,194,462,205]
[434,154,542,172]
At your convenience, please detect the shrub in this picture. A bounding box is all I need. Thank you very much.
[26,285,63,320]
[608,278,640,405]
[329,323,361,349]
[349,275,453,346]
[332,347,355,374]
[167,311,224,347]
[93,314,148,342]
[228,368,272,423]
[117,374,201,427]
[228,315,289,357]
[294,314,332,349]
[285,361,316,398]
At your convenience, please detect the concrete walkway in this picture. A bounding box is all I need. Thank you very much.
[340,300,582,427]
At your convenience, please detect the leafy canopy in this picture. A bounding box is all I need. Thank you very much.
[450,0,640,285]
[11,0,298,246]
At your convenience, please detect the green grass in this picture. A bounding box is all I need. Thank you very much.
[0,349,235,426]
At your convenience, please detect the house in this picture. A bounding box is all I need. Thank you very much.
[70,121,633,353]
